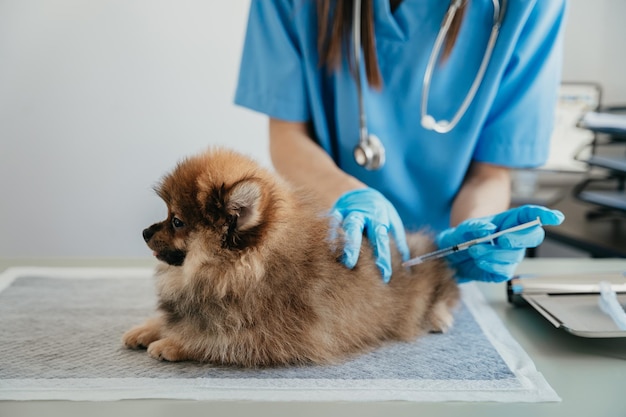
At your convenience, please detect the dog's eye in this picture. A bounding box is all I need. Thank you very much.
[172,217,185,229]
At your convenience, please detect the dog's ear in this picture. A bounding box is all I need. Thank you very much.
[226,180,263,231]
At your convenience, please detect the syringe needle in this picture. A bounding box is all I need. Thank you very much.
[402,217,542,267]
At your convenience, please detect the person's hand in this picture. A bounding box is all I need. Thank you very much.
[436,205,564,283]
[330,188,410,283]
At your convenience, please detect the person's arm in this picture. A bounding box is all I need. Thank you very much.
[269,118,410,281]
[441,161,564,283]
[269,118,365,209]
[450,161,511,226]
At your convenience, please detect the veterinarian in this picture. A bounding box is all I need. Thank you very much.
[235,0,566,283]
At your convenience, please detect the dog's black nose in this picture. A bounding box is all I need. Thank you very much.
[142,227,154,242]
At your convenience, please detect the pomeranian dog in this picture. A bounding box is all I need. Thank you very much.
[122,148,459,367]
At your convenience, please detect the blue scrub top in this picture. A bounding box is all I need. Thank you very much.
[235,0,566,233]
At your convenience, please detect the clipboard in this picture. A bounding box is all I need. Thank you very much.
[507,271,626,338]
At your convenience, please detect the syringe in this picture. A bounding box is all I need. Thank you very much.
[402,217,542,267]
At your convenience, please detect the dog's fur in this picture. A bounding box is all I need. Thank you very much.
[122,148,459,367]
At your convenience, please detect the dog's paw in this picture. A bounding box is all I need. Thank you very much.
[147,338,187,362]
[122,319,162,349]
[429,302,455,334]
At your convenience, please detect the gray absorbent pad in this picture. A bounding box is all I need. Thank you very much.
[0,267,559,402]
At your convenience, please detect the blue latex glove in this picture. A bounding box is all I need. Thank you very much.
[330,188,411,283]
[436,205,565,283]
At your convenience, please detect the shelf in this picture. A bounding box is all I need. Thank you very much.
[584,154,626,173]
[577,189,626,212]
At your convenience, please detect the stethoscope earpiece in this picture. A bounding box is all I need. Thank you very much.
[354,134,385,170]
[420,115,451,133]
[420,115,437,130]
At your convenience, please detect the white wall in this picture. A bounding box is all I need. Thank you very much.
[1,0,624,259]
[0,0,267,258]
[561,0,626,104]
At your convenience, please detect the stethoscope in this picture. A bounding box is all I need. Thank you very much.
[352,0,507,170]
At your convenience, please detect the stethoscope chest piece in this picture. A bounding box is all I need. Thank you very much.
[354,133,385,170]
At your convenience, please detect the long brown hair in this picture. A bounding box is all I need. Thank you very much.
[317,0,467,89]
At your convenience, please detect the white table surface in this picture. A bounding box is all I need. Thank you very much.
[1,257,625,417]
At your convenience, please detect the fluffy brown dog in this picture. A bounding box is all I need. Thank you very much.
[122,148,459,367]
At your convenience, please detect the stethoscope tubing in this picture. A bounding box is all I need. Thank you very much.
[352,0,369,146]
[421,0,506,133]
[351,0,507,169]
